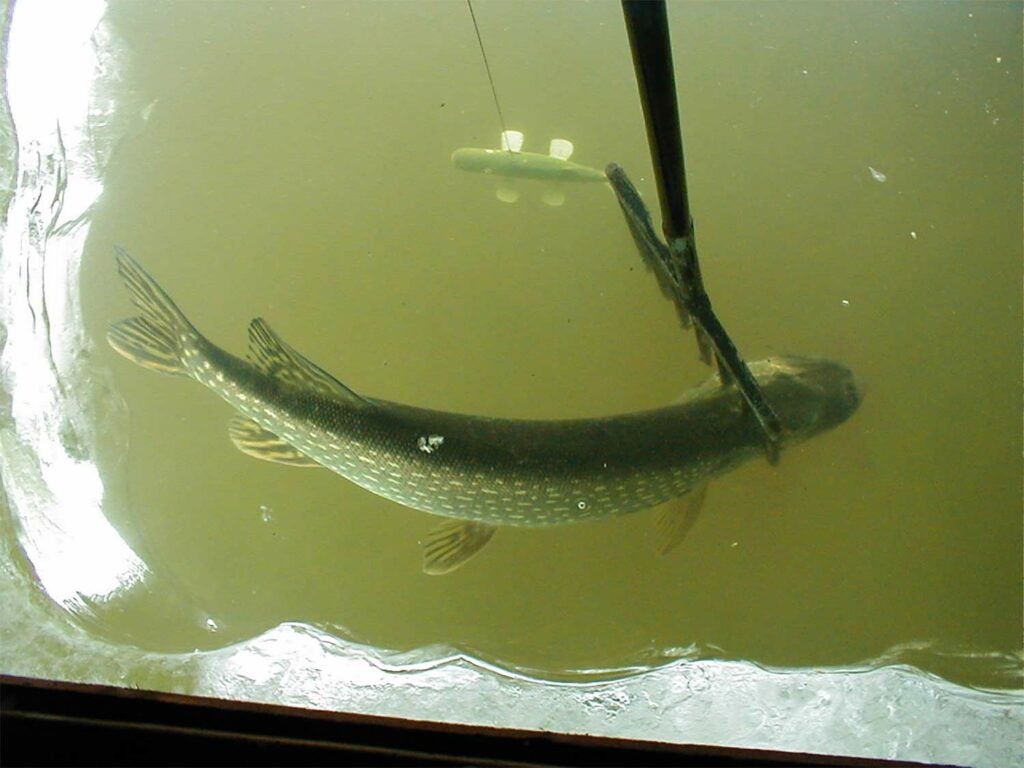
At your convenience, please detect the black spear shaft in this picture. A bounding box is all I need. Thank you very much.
[620,0,783,462]
[621,0,692,245]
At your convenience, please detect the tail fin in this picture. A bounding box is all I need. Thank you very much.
[107,246,201,376]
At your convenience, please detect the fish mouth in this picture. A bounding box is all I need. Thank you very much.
[844,375,865,415]
[825,367,864,428]
[764,355,863,429]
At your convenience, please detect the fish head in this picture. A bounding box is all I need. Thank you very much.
[451,147,503,174]
[751,356,862,443]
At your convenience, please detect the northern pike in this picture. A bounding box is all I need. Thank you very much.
[108,249,861,573]
[451,130,605,206]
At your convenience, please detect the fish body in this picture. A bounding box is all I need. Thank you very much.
[109,250,861,571]
[451,131,605,207]
[450,147,606,184]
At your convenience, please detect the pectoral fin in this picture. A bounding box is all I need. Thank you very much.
[422,520,497,574]
[654,483,709,555]
[228,416,320,467]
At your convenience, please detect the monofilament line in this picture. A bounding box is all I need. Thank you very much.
[466,0,510,145]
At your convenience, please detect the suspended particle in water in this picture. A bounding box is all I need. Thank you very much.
[868,166,887,183]
[204,617,219,632]
[259,504,273,523]
[577,500,588,511]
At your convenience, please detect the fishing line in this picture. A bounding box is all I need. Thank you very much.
[466,0,510,146]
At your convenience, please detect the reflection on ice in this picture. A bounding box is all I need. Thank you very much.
[6,0,106,138]
[1,0,147,610]
[1,429,144,608]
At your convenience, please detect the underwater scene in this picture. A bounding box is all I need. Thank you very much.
[1,1,1021,764]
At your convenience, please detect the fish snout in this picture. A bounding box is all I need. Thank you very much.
[831,370,865,426]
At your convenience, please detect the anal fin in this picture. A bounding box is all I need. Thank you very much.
[654,483,709,555]
[422,519,497,574]
[228,416,320,467]
[247,318,367,407]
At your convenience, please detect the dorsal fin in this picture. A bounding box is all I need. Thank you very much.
[500,129,524,153]
[247,318,367,405]
[548,138,574,160]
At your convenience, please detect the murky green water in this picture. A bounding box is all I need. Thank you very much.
[22,0,1024,690]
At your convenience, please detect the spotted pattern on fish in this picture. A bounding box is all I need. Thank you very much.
[108,248,861,533]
